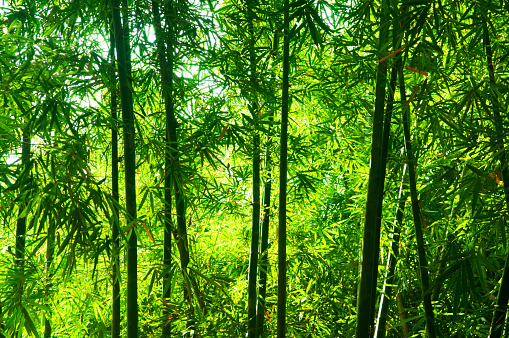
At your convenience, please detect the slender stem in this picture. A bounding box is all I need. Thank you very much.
[109,15,121,338]
[160,1,194,331]
[400,71,436,337]
[152,0,174,335]
[15,130,31,267]
[369,40,399,333]
[111,0,138,335]
[484,15,509,338]
[0,302,4,338]
[277,0,290,336]
[14,127,31,338]
[162,0,190,286]
[396,290,409,336]
[257,146,272,337]
[256,32,278,337]
[44,220,55,338]
[374,10,405,330]
[246,0,260,335]
[356,0,389,335]
[375,165,407,338]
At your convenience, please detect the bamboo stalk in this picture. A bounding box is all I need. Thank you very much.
[375,165,407,338]
[356,0,390,335]
[277,0,290,336]
[111,0,138,335]
[109,16,121,338]
[151,0,174,335]
[484,15,509,338]
[399,69,436,337]
[246,0,261,335]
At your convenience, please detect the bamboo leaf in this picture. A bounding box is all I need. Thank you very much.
[426,258,464,296]
[21,307,40,338]
[142,221,155,244]
[305,12,321,46]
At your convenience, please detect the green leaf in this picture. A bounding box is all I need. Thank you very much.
[307,4,332,33]
[21,307,40,338]
[305,12,321,46]
[426,258,464,296]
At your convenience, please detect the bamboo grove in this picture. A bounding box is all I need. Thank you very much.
[1,0,509,336]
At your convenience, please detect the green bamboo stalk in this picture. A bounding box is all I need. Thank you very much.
[369,43,400,333]
[161,0,192,307]
[151,0,174,335]
[14,127,31,338]
[277,0,290,336]
[246,0,261,333]
[0,302,4,338]
[396,290,409,336]
[111,0,138,336]
[355,0,390,335]
[484,16,509,338]
[374,164,407,338]
[44,219,55,338]
[399,72,436,337]
[373,11,405,332]
[256,144,272,337]
[109,16,121,338]
[160,2,195,332]
[256,33,278,337]
[15,130,31,267]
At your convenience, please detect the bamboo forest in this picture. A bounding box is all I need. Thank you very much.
[2,0,509,336]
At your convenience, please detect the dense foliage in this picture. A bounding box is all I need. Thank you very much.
[1,0,509,337]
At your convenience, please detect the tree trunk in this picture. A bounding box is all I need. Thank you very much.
[277,0,290,336]
[399,69,436,337]
[111,0,138,336]
[355,0,390,335]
